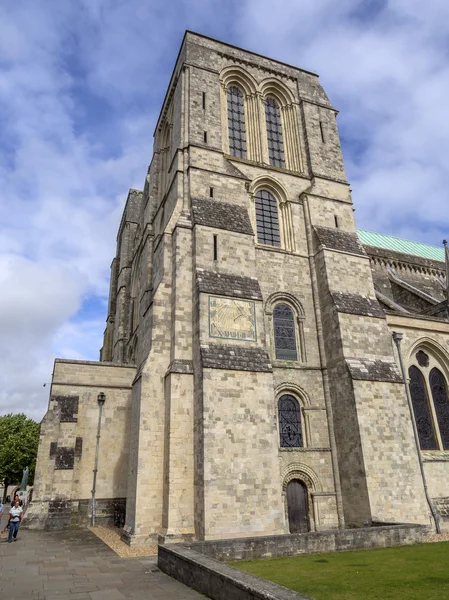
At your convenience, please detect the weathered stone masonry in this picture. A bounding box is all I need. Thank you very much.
[28,31,449,540]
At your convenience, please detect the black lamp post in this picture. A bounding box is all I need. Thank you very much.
[91,392,106,527]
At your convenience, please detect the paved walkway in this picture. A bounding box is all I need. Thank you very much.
[0,523,204,600]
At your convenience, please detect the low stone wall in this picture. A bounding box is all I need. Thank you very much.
[158,544,313,600]
[183,524,430,562]
[158,525,430,600]
[24,497,126,530]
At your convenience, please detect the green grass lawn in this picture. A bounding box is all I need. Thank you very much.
[230,542,449,600]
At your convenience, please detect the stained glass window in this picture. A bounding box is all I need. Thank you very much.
[416,350,429,367]
[430,368,449,450]
[227,86,247,159]
[255,189,280,247]
[274,304,298,361]
[279,395,303,447]
[265,97,285,168]
[409,366,438,450]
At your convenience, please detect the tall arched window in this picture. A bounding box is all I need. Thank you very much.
[409,366,438,450]
[430,368,449,449]
[273,304,298,360]
[227,85,247,159]
[265,97,285,168]
[278,395,303,447]
[408,350,449,450]
[254,189,280,247]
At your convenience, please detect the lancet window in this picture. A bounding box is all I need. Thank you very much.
[408,350,449,450]
[254,189,280,247]
[273,304,298,361]
[265,97,285,168]
[278,395,303,448]
[227,85,247,159]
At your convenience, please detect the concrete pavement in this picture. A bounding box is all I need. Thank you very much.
[0,522,204,600]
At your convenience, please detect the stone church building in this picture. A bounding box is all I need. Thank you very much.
[27,32,449,544]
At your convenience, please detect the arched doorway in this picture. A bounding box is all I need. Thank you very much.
[286,479,309,533]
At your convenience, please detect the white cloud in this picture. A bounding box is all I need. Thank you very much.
[1,0,448,421]
[236,0,449,241]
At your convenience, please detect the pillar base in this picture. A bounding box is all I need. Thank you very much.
[121,527,195,547]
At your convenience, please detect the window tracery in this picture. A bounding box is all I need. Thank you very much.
[278,394,303,448]
[409,366,438,450]
[408,349,449,451]
[430,368,449,449]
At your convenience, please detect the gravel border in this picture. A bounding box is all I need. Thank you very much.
[90,525,157,557]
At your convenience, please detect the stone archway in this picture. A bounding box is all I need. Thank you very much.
[282,463,321,532]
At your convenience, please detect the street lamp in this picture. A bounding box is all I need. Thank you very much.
[91,392,106,527]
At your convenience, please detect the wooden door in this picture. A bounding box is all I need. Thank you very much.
[287,479,309,533]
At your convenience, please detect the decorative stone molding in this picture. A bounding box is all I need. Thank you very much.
[219,64,304,172]
[260,78,303,172]
[274,382,310,407]
[407,337,449,366]
[365,245,445,277]
[265,293,306,363]
[219,66,261,161]
[281,462,322,492]
[265,292,305,317]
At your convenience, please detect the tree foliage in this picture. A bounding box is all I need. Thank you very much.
[0,413,40,499]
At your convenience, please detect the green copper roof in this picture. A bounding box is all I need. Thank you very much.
[357,229,445,262]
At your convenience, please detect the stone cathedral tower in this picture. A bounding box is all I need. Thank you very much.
[30,31,445,544]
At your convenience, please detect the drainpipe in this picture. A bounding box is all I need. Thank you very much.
[91,392,106,527]
[392,332,440,533]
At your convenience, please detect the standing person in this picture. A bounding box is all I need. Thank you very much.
[11,493,23,507]
[7,499,23,543]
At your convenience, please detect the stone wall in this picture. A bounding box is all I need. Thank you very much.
[158,525,430,600]
[33,30,449,543]
[159,544,313,600]
[26,359,135,529]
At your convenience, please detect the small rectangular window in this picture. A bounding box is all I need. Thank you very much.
[213,235,218,261]
[209,187,214,198]
[202,92,206,110]
[334,215,339,228]
[204,131,208,143]
[319,121,325,143]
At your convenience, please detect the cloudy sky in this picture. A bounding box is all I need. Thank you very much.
[1,0,448,421]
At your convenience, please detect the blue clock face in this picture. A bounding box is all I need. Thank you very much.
[209,296,256,341]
